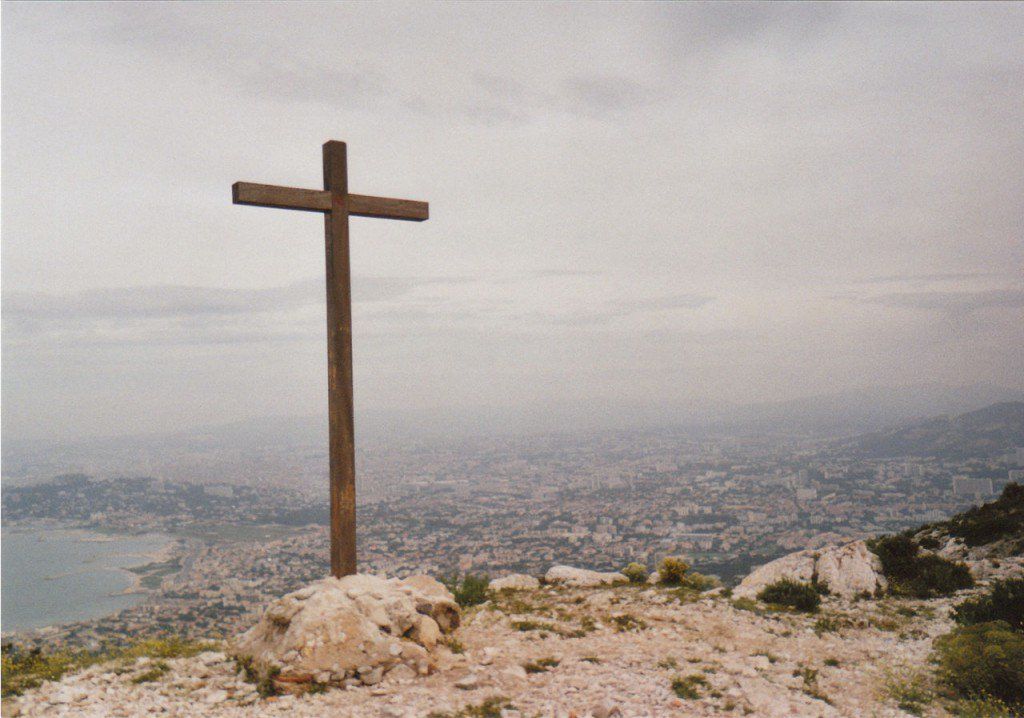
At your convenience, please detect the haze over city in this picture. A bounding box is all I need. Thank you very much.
[3,2,1023,446]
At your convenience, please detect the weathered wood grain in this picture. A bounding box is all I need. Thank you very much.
[232,183,427,221]
[231,140,428,579]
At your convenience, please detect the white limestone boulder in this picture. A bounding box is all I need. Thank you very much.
[488,574,540,592]
[230,574,459,692]
[544,565,628,588]
[814,541,887,597]
[734,540,886,599]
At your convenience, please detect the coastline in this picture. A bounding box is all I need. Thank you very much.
[1,524,181,634]
[109,539,182,596]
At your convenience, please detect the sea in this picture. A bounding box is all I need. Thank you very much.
[1,526,171,633]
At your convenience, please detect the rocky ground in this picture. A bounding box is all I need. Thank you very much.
[3,577,978,718]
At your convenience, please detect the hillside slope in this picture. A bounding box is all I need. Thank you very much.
[837,401,1024,459]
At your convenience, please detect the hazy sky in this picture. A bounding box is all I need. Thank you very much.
[3,2,1023,442]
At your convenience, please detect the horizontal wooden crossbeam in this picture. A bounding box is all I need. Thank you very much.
[232,182,428,221]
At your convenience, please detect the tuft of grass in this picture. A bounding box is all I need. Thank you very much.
[580,656,601,664]
[671,674,708,699]
[757,578,821,613]
[823,657,840,667]
[795,666,832,704]
[813,614,850,634]
[658,656,678,669]
[522,656,560,674]
[427,696,514,718]
[442,636,466,654]
[440,573,491,608]
[130,660,169,684]
[609,613,647,632]
[510,619,557,633]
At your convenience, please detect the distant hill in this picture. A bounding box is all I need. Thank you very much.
[837,401,1024,459]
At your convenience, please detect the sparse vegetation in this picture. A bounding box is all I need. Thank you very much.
[823,657,840,667]
[609,613,647,632]
[511,619,553,632]
[428,696,514,718]
[952,578,1024,633]
[868,534,974,598]
[881,666,935,716]
[621,562,648,584]
[671,674,708,699]
[814,614,850,634]
[756,578,821,613]
[580,655,601,664]
[440,573,491,608]
[1,637,216,698]
[933,621,1024,708]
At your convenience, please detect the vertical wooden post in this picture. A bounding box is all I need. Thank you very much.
[323,141,356,577]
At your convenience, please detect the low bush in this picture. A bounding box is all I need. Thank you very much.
[678,571,719,592]
[756,578,821,613]
[933,621,1024,708]
[657,556,690,585]
[671,674,708,699]
[440,573,491,608]
[621,562,648,584]
[952,578,1024,633]
[868,534,974,598]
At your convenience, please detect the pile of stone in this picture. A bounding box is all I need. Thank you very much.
[231,574,459,693]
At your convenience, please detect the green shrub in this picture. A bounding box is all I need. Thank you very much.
[658,556,690,585]
[621,562,648,584]
[933,621,1024,707]
[944,483,1024,548]
[756,578,821,613]
[440,573,491,608]
[868,534,974,598]
[679,571,719,592]
[953,579,1024,633]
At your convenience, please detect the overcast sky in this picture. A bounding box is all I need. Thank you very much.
[3,2,1023,443]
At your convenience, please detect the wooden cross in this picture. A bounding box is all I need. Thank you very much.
[232,140,428,578]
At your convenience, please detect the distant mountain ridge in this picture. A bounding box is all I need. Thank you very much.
[837,401,1024,459]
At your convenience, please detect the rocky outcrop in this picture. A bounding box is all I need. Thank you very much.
[231,574,459,692]
[544,565,628,587]
[734,540,886,599]
[488,573,540,591]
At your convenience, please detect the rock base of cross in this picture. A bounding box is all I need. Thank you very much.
[231,574,460,694]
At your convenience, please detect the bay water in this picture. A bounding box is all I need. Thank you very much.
[1,526,171,633]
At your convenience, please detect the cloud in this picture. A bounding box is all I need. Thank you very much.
[862,288,1024,314]
[2,276,470,335]
[852,272,995,285]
